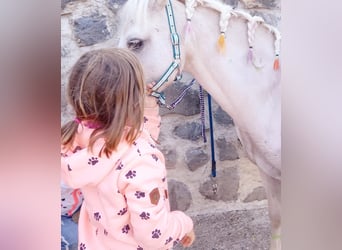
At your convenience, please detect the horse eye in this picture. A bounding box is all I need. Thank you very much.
[127,39,144,51]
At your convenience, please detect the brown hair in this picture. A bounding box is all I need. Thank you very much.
[61,48,145,157]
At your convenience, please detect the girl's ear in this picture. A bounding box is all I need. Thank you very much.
[148,0,168,10]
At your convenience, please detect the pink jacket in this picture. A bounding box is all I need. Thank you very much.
[61,106,161,217]
[61,106,193,249]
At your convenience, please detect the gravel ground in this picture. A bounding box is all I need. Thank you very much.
[174,207,271,250]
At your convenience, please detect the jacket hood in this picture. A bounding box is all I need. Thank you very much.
[61,125,131,188]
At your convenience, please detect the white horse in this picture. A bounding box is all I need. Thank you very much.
[117,0,281,249]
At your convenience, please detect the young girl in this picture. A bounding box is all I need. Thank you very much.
[61,48,195,249]
[60,61,161,250]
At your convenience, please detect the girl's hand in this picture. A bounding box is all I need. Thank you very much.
[146,82,155,95]
[145,82,158,108]
[180,229,195,247]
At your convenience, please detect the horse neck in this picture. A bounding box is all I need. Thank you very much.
[175,2,280,126]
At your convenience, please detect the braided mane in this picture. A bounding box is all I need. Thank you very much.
[184,0,281,70]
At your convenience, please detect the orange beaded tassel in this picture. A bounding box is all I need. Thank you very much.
[273,55,280,71]
[217,33,226,54]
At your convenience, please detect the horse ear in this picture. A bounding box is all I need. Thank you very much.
[148,0,168,10]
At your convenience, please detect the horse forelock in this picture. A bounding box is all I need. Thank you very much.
[119,0,151,29]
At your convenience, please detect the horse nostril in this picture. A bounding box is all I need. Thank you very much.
[127,39,144,51]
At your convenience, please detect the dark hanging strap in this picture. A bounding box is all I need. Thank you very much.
[165,78,196,110]
[207,94,216,178]
[199,85,207,143]
[159,79,217,179]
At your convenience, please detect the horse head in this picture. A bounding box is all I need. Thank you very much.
[117,0,187,98]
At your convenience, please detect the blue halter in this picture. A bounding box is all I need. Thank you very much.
[150,0,182,105]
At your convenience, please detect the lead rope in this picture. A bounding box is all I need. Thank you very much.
[158,78,196,110]
[199,85,207,143]
[207,94,217,178]
[158,79,218,192]
[199,86,217,194]
[208,94,218,194]
[166,78,196,110]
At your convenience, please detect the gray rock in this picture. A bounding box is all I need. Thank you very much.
[199,166,239,201]
[221,0,238,8]
[255,0,279,9]
[240,0,280,9]
[168,179,192,212]
[249,10,281,27]
[106,0,127,12]
[243,186,267,202]
[185,147,210,171]
[73,14,110,46]
[161,147,177,169]
[216,136,239,161]
[214,106,234,126]
[173,122,203,141]
[61,0,78,9]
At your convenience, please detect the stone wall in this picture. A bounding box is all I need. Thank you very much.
[61,0,280,216]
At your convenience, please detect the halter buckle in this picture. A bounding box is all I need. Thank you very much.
[170,33,179,46]
[157,92,166,105]
[151,91,166,106]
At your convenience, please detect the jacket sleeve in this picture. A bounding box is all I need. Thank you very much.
[143,104,161,142]
[118,151,193,249]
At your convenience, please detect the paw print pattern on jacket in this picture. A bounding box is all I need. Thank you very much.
[143,116,148,123]
[104,229,108,236]
[94,212,101,221]
[117,207,127,215]
[139,211,150,220]
[173,239,180,247]
[88,156,99,165]
[116,161,124,170]
[165,236,173,245]
[137,246,143,250]
[122,224,130,234]
[134,191,145,199]
[79,243,86,250]
[125,170,136,179]
[151,229,161,239]
[151,154,158,161]
[67,164,72,171]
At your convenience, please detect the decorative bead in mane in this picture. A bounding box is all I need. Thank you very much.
[202,1,233,54]
[217,6,233,54]
[184,0,281,70]
[184,0,199,41]
[217,32,226,54]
